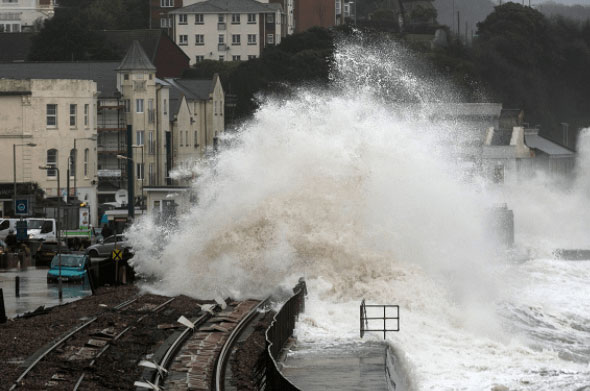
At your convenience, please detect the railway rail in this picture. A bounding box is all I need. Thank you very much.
[9,294,176,391]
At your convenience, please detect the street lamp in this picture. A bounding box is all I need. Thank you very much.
[39,164,62,301]
[13,142,36,215]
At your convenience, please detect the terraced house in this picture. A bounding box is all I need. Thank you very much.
[171,0,287,65]
[0,0,54,32]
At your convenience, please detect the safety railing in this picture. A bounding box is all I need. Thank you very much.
[360,299,400,339]
[256,278,306,391]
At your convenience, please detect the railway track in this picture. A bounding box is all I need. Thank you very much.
[9,294,178,391]
[135,298,270,391]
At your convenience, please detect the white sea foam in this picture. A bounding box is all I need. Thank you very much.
[128,37,590,389]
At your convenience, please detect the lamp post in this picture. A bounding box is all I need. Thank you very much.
[39,164,62,301]
[13,142,36,215]
[117,143,144,212]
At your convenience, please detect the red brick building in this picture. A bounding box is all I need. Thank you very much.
[294,0,335,33]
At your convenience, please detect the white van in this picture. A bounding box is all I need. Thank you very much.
[0,218,18,240]
[27,218,57,241]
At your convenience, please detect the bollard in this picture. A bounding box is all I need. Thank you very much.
[15,276,20,298]
[0,288,7,324]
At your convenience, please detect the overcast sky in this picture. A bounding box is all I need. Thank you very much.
[524,0,590,5]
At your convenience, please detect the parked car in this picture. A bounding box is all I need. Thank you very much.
[47,253,90,284]
[0,239,6,255]
[35,241,68,266]
[85,234,132,258]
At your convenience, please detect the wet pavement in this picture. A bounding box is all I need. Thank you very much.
[0,266,91,318]
[282,342,389,390]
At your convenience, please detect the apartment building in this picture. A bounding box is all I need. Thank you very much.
[0,41,223,217]
[0,78,98,221]
[0,0,54,32]
[171,0,285,65]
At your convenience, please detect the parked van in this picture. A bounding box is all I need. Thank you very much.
[27,218,57,241]
[0,218,19,240]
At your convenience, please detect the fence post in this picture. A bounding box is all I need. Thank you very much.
[15,276,20,298]
[0,288,6,324]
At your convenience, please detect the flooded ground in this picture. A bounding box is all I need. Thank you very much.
[0,266,91,318]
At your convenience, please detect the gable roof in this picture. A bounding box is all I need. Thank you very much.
[171,0,280,14]
[0,30,187,64]
[117,40,157,71]
[166,75,219,117]
[0,62,119,97]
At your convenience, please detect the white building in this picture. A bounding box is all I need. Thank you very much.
[0,0,55,32]
[171,0,286,65]
[0,78,98,222]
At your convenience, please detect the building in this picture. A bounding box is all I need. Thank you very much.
[294,0,335,32]
[0,78,98,222]
[171,0,286,65]
[165,75,224,180]
[0,0,54,33]
[482,126,576,184]
[0,30,190,78]
[0,41,224,219]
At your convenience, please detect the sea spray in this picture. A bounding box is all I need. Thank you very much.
[127,37,590,389]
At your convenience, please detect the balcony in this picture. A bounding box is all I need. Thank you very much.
[98,144,125,154]
[218,22,226,30]
[218,43,228,51]
[98,169,122,178]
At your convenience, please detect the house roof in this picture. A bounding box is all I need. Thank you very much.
[525,133,575,156]
[0,62,120,97]
[0,30,183,64]
[166,76,218,117]
[171,0,280,14]
[117,40,157,71]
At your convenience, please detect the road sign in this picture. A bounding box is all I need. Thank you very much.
[15,199,28,215]
[112,249,123,261]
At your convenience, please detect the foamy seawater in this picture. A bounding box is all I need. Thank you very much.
[128,36,590,390]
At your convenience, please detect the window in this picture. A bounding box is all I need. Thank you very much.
[195,14,203,24]
[164,99,168,115]
[218,34,224,44]
[247,13,256,23]
[69,149,76,177]
[47,149,57,177]
[124,73,129,80]
[218,14,224,22]
[160,17,170,28]
[195,55,204,63]
[136,130,144,145]
[247,34,256,45]
[148,131,154,154]
[219,55,224,61]
[194,131,198,147]
[124,99,130,112]
[231,14,240,24]
[267,33,274,44]
[179,34,188,45]
[136,99,144,113]
[70,104,77,127]
[46,104,57,127]
[232,34,240,45]
[214,101,218,115]
[248,55,256,60]
[84,148,89,177]
[178,14,187,24]
[84,104,89,127]
[267,13,274,23]
[149,163,155,185]
[0,220,8,230]
[232,55,241,61]
[160,0,174,7]
[195,34,204,45]
[179,131,183,147]
[336,0,341,14]
[136,163,144,180]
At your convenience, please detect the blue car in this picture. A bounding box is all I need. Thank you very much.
[47,254,90,284]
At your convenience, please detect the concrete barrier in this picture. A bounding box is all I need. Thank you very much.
[385,345,414,391]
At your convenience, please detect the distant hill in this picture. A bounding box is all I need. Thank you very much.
[536,2,590,22]
[433,0,495,36]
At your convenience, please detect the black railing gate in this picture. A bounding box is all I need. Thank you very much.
[360,299,399,339]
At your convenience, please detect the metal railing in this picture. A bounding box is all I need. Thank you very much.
[360,299,400,339]
[256,278,306,391]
